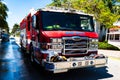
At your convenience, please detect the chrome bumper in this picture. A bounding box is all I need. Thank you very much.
[44,57,108,73]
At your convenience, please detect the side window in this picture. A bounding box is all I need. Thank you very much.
[36,15,39,29]
[32,15,37,28]
[80,19,93,31]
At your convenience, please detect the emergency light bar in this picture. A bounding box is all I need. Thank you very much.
[38,6,89,15]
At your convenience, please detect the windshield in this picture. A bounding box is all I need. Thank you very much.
[41,11,94,32]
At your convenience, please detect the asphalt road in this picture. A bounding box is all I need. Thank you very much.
[0,38,120,80]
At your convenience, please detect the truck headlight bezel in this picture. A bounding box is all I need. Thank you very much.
[89,38,98,49]
[51,38,62,43]
[50,38,63,49]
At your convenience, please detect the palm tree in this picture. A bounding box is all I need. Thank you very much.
[0,0,8,29]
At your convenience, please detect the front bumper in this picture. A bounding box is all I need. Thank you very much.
[44,56,108,73]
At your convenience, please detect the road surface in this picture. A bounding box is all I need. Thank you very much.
[0,38,120,80]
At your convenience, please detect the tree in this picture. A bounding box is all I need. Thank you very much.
[0,1,8,20]
[103,0,120,15]
[11,23,20,35]
[116,0,120,2]
[0,0,9,32]
[0,20,9,32]
[51,0,62,7]
[112,2,120,15]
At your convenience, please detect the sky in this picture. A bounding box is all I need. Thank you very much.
[3,0,52,31]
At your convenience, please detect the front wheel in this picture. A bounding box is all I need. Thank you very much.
[30,46,35,64]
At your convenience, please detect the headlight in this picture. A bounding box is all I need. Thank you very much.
[51,38,62,49]
[51,38,62,43]
[41,38,62,50]
[89,38,98,49]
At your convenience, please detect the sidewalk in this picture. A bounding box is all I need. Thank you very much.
[108,41,120,49]
[98,49,120,59]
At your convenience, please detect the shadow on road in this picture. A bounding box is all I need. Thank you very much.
[52,67,113,80]
[28,65,113,80]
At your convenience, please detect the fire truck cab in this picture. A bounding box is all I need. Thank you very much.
[20,7,107,73]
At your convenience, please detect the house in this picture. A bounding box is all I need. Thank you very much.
[107,20,120,49]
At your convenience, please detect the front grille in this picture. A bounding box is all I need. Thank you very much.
[63,37,88,55]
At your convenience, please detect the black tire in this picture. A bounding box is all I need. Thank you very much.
[30,46,35,64]
[20,43,24,52]
[20,45,27,57]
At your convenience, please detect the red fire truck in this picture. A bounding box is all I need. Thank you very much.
[20,7,108,73]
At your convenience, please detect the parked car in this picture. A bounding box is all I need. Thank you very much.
[1,33,9,42]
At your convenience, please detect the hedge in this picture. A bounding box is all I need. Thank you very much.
[98,42,120,50]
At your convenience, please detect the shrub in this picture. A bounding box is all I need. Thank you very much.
[98,42,120,50]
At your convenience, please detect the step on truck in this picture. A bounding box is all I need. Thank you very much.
[20,7,108,73]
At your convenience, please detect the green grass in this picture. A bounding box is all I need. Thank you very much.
[98,41,120,50]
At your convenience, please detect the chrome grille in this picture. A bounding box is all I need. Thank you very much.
[63,36,88,55]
